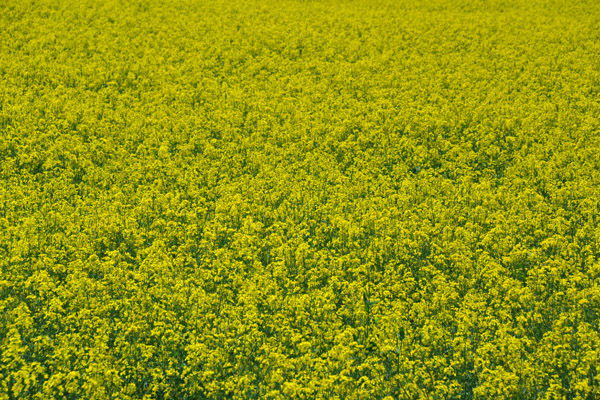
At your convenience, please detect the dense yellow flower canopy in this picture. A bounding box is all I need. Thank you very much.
[1,0,600,399]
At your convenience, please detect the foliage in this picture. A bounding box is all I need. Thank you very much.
[1,0,600,398]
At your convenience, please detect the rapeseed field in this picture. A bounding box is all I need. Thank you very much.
[1,0,600,398]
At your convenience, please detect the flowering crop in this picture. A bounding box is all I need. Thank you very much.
[1,0,600,399]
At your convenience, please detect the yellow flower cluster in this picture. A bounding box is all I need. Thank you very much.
[1,0,600,398]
